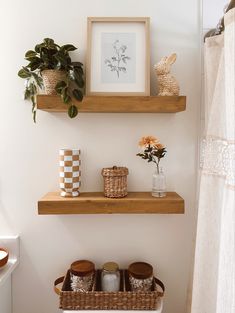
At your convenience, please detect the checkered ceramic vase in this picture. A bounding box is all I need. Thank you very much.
[59,149,81,197]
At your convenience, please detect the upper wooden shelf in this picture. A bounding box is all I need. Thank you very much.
[37,95,186,113]
[38,191,184,215]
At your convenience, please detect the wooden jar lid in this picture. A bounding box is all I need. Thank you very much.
[128,262,153,279]
[102,166,129,177]
[70,260,95,276]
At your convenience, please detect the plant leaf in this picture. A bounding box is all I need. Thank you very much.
[18,68,31,78]
[74,66,84,75]
[25,56,41,63]
[32,73,43,88]
[29,82,37,95]
[72,61,83,67]
[72,89,83,101]
[33,110,36,123]
[60,87,71,103]
[62,93,71,104]
[25,50,37,58]
[35,43,44,53]
[74,68,84,87]
[75,77,84,88]
[24,88,31,100]
[60,44,77,52]
[54,51,71,69]
[43,38,58,49]
[55,81,67,94]
[68,105,78,118]
[28,59,41,71]
[43,38,54,45]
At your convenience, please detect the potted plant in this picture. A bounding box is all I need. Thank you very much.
[18,38,84,122]
[137,136,167,197]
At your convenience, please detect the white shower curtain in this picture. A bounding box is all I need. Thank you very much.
[191,8,235,313]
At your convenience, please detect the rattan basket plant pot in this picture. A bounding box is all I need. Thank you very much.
[102,166,129,198]
[41,69,67,95]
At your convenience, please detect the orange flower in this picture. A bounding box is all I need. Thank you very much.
[139,136,159,147]
[154,143,165,150]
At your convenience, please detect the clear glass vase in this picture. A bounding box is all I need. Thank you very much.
[152,166,166,197]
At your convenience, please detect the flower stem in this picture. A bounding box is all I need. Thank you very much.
[156,158,160,174]
[156,163,159,174]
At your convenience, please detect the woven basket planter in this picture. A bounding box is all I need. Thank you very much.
[102,166,129,198]
[41,69,67,95]
[54,269,165,310]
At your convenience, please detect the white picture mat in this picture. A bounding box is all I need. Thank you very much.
[90,22,146,93]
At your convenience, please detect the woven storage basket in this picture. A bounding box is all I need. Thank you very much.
[54,269,165,310]
[41,69,67,95]
[102,166,129,198]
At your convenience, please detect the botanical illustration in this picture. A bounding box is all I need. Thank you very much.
[104,39,131,78]
[137,136,167,174]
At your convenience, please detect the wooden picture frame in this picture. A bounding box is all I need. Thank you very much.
[86,17,150,96]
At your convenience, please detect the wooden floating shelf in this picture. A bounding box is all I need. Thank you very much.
[37,95,186,113]
[38,192,184,215]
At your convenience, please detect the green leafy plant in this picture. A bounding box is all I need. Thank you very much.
[137,136,167,173]
[18,38,84,122]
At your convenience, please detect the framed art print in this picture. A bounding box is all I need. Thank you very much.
[86,17,150,96]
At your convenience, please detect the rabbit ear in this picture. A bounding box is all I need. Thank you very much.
[167,53,177,65]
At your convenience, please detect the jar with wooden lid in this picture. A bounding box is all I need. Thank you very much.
[101,262,120,292]
[70,260,95,292]
[128,262,153,292]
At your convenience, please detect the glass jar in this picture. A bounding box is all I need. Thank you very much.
[70,260,95,292]
[128,262,153,292]
[101,262,120,292]
[152,167,166,197]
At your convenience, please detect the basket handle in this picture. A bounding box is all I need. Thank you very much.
[54,276,65,295]
[154,277,165,297]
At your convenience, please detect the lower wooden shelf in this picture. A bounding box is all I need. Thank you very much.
[38,192,184,214]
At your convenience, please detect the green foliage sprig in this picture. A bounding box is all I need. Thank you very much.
[18,38,84,122]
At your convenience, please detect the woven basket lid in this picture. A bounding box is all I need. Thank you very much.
[102,166,129,177]
[128,262,153,279]
[70,260,95,276]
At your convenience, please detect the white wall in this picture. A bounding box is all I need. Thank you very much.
[0,1,200,313]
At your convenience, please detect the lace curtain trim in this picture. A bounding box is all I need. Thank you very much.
[200,136,235,188]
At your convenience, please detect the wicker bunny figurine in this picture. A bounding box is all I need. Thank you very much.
[154,53,180,96]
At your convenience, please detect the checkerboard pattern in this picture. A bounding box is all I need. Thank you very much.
[59,149,81,197]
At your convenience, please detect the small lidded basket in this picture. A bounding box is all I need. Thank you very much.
[101,166,129,198]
